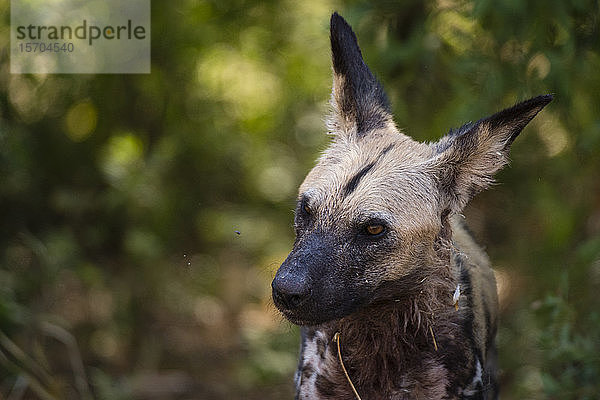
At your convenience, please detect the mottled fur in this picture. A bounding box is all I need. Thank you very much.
[272,12,551,399]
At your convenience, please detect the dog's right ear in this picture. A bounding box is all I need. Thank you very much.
[328,12,393,139]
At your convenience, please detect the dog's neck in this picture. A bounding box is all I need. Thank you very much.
[296,250,466,399]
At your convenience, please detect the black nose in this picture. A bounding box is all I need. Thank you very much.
[272,272,310,311]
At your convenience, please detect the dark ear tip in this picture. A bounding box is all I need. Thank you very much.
[536,93,554,106]
[330,12,344,27]
[524,94,553,110]
[329,12,363,73]
[330,12,351,35]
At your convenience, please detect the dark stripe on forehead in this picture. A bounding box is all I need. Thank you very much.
[344,161,376,196]
[342,143,396,197]
[380,143,395,156]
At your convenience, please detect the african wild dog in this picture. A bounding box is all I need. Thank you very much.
[272,12,552,400]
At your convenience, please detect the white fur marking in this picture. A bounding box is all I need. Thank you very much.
[453,283,461,310]
[461,358,483,396]
[298,331,331,399]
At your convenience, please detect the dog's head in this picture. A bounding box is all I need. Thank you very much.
[272,13,551,326]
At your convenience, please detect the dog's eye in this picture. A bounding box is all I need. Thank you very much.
[298,196,313,216]
[296,197,313,227]
[365,224,385,236]
[302,202,311,215]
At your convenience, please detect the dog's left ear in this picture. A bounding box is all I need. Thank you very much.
[328,12,393,139]
[433,94,553,211]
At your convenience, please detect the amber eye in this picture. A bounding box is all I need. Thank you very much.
[365,224,384,235]
[298,197,312,217]
[303,203,311,214]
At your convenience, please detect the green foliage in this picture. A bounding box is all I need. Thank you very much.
[536,294,600,399]
[533,235,600,399]
[1,0,599,398]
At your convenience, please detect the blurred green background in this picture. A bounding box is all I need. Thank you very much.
[1,0,599,399]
